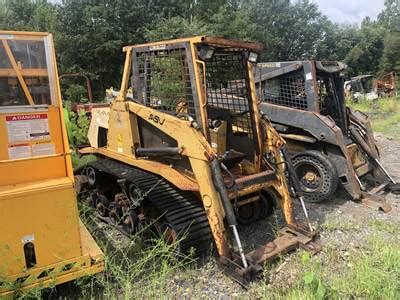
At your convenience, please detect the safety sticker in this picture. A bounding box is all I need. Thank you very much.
[8,144,31,159]
[6,114,50,143]
[32,142,55,156]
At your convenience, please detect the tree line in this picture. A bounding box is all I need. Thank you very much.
[0,0,398,99]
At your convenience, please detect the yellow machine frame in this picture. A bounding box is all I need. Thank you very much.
[0,31,104,297]
[83,36,313,269]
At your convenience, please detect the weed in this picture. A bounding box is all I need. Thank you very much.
[251,234,400,299]
[367,218,399,234]
[347,96,400,138]
[74,203,195,299]
[72,153,96,169]
[322,218,361,232]
[332,236,400,298]
[382,98,399,114]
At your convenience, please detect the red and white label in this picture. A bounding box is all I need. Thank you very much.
[6,114,50,143]
[5,114,47,122]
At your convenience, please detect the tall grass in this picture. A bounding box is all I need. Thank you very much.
[347,96,400,138]
[75,203,195,299]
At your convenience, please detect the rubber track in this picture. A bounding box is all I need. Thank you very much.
[88,158,212,255]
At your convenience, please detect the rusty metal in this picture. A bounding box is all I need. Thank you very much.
[234,170,275,189]
[60,73,94,102]
[201,36,264,52]
[360,192,392,213]
[218,225,320,287]
[73,102,109,113]
[374,72,396,96]
[246,226,317,265]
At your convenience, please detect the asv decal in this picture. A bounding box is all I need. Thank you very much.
[148,113,165,125]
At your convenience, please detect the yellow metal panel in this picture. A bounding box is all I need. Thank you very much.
[0,107,68,185]
[0,179,82,275]
[93,147,199,191]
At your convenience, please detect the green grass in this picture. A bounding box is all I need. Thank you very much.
[321,218,361,232]
[347,96,400,138]
[71,152,96,169]
[74,204,196,299]
[250,235,400,299]
[367,218,399,234]
[332,236,400,299]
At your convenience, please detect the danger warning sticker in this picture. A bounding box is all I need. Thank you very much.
[6,114,50,143]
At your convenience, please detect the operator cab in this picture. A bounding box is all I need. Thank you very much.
[130,37,263,174]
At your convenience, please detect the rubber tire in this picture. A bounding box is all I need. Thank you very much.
[292,150,338,203]
[259,189,277,218]
[236,201,262,225]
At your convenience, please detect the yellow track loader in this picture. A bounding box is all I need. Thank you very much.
[79,36,317,284]
[0,31,104,297]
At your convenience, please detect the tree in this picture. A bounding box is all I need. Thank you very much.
[344,19,385,76]
[144,16,209,41]
[379,34,400,73]
[0,0,57,32]
[378,0,400,31]
[248,0,337,61]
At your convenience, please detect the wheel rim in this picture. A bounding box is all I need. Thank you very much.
[292,152,337,203]
[96,195,109,217]
[109,203,122,224]
[127,183,142,206]
[85,167,96,186]
[156,222,180,253]
[123,211,139,235]
[295,163,323,193]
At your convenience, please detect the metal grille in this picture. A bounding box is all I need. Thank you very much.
[134,48,196,117]
[205,52,253,138]
[263,72,308,110]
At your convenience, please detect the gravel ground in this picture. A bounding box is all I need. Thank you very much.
[164,133,400,298]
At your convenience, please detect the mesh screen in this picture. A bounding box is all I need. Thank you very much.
[263,71,308,110]
[205,52,253,138]
[134,48,196,117]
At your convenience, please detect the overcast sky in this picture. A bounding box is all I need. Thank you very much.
[309,0,385,24]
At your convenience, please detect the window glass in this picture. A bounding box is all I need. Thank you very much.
[0,39,51,106]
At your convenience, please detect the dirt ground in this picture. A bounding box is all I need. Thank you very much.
[164,133,400,298]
